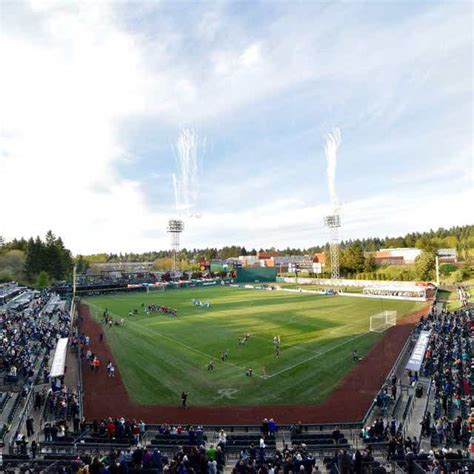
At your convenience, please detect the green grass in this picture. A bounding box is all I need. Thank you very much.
[84,287,423,407]
[438,287,474,311]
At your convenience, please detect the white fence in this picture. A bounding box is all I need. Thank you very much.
[277,276,426,288]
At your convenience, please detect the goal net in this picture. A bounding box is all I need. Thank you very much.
[370,311,397,333]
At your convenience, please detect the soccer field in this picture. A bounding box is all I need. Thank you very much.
[84,287,423,407]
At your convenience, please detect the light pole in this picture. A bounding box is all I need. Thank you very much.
[324,214,341,281]
[167,219,184,273]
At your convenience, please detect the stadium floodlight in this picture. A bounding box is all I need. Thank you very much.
[323,215,341,228]
[324,214,341,280]
[167,219,184,272]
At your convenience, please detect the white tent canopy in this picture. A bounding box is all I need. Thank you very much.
[50,337,68,378]
[363,284,426,297]
[406,330,431,371]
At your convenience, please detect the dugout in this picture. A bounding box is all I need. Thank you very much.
[235,267,277,283]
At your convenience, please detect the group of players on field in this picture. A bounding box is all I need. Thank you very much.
[101,298,283,378]
[207,331,282,377]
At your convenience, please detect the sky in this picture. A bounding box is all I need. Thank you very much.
[0,0,472,255]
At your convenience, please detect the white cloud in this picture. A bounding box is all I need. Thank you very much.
[239,43,262,68]
[0,1,471,254]
[0,2,160,252]
[182,187,474,251]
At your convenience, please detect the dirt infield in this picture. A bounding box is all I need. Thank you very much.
[80,303,430,424]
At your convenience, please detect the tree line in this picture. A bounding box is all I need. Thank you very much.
[0,224,472,285]
[76,224,473,264]
[0,231,73,286]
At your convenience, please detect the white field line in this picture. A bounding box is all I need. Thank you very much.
[86,302,264,379]
[265,331,370,379]
[86,295,382,380]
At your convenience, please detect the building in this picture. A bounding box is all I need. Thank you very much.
[437,248,457,263]
[256,251,280,259]
[313,252,326,265]
[367,251,406,266]
[365,248,421,266]
[366,247,458,266]
[91,261,154,273]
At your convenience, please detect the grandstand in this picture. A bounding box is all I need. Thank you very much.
[1,278,473,472]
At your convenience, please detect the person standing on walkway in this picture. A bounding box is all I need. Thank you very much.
[181,391,189,408]
[26,416,34,437]
[31,440,37,459]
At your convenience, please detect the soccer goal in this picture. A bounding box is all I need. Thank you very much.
[369,311,397,333]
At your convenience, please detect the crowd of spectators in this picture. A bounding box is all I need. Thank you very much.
[233,443,321,474]
[0,292,70,385]
[3,279,472,474]
[457,286,470,308]
[355,304,474,472]
[91,418,147,443]
[417,306,473,448]
[44,381,81,422]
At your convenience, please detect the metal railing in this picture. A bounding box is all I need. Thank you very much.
[72,299,84,421]
[361,328,417,427]
[7,388,34,454]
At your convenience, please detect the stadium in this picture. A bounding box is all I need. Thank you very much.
[1,255,473,472]
[1,1,473,473]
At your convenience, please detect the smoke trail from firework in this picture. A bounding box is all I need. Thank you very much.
[172,129,204,216]
[324,128,341,209]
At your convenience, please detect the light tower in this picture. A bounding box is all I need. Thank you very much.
[324,214,341,280]
[323,128,342,281]
[167,219,184,272]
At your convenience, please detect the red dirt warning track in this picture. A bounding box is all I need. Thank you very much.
[80,304,430,424]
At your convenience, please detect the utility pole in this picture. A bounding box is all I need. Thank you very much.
[435,255,440,287]
[72,264,77,299]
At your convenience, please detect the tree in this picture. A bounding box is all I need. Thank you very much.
[153,257,173,271]
[0,250,26,281]
[24,232,72,282]
[75,255,90,273]
[36,271,50,289]
[0,269,14,283]
[364,254,377,273]
[25,237,43,279]
[415,237,439,254]
[452,266,471,283]
[414,251,436,281]
[341,242,365,274]
[181,260,200,272]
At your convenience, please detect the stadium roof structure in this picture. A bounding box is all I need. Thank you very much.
[50,337,69,378]
[363,284,426,295]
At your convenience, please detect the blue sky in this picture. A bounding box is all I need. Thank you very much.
[0,0,472,254]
